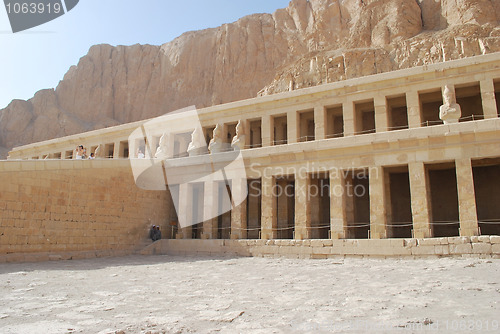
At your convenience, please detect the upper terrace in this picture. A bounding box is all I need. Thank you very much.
[7,53,500,161]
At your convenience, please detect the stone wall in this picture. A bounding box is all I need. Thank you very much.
[0,159,169,262]
[142,236,500,259]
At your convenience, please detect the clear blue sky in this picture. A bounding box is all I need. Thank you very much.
[0,0,290,109]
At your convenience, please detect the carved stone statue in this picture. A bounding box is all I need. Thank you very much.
[231,120,246,150]
[439,85,461,124]
[154,133,169,159]
[187,127,206,156]
[208,124,224,154]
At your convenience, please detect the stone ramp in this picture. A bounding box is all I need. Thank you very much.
[138,236,500,259]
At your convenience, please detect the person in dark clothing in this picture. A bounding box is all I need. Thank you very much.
[154,226,162,241]
[149,225,156,241]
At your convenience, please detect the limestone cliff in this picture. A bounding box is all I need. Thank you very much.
[1,0,499,158]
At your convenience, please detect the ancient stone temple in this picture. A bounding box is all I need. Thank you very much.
[2,53,500,261]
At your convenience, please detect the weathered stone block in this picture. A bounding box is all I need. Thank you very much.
[491,236,500,244]
[448,236,470,244]
[471,243,492,254]
[418,238,441,246]
[450,243,473,254]
[478,236,491,243]
[411,245,435,255]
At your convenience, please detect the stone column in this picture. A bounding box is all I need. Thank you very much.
[406,90,422,129]
[343,101,355,136]
[374,95,389,132]
[261,176,277,239]
[287,111,298,144]
[409,162,432,238]
[261,115,272,147]
[456,158,479,236]
[480,79,499,119]
[202,180,218,239]
[295,173,311,240]
[330,170,347,239]
[176,183,192,239]
[314,105,326,140]
[231,178,247,239]
[369,166,387,239]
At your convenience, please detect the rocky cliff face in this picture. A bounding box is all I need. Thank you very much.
[1,0,499,158]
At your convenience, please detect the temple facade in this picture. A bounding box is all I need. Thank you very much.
[8,53,500,243]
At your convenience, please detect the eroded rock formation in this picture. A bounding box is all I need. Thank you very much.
[1,0,499,157]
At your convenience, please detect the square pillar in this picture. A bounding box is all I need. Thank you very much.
[287,111,298,144]
[480,79,499,119]
[113,141,121,159]
[202,181,218,239]
[343,101,355,136]
[456,158,479,236]
[330,170,347,239]
[314,105,326,140]
[231,178,247,239]
[176,183,192,239]
[406,90,422,129]
[409,162,432,238]
[374,96,389,132]
[369,166,387,239]
[295,173,311,240]
[261,115,272,147]
[261,176,277,239]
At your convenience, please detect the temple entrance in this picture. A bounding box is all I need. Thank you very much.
[276,176,295,239]
[427,163,460,237]
[191,183,204,239]
[217,181,232,239]
[310,174,330,239]
[247,179,262,239]
[345,170,370,239]
[472,159,500,235]
[385,167,413,238]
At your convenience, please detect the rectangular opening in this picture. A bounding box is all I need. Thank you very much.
[298,109,315,142]
[385,166,413,238]
[246,179,262,239]
[168,184,180,239]
[387,95,409,130]
[419,90,443,126]
[225,123,237,151]
[191,183,204,239]
[90,146,98,158]
[119,141,129,158]
[345,170,370,239]
[472,159,500,236]
[65,150,73,159]
[134,137,148,158]
[494,79,500,117]
[203,126,215,152]
[309,173,330,239]
[427,163,459,237]
[272,115,287,145]
[276,175,294,239]
[51,152,62,159]
[173,132,191,158]
[326,105,344,138]
[249,119,262,148]
[104,143,114,159]
[354,100,375,135]
[217,181,232,239]
[456,83,484,122]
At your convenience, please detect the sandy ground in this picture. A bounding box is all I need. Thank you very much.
[0,255,499,334]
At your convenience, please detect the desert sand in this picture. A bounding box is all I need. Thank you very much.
[0,255,499,333]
